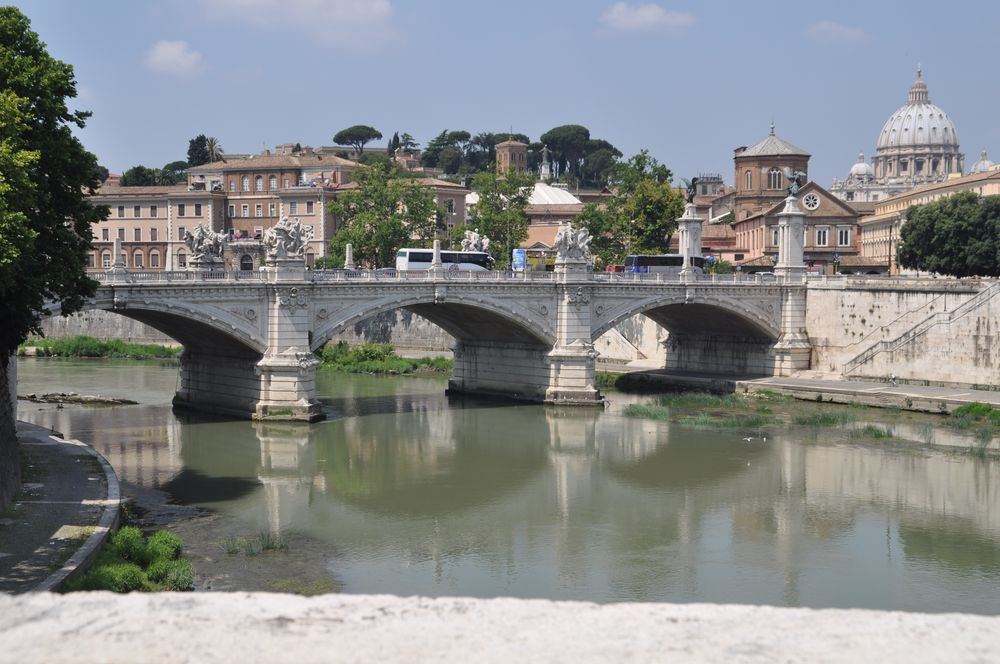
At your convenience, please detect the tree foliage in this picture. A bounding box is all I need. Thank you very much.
[0,7,106,358]
[575,150,684,267]
[897,191,1000,277]
[326,162,442,268]
[187,134,210,166]
[205,136,223,162]
[468,167,535,269]
[120,165,179,186]
[333,124,382,155]
[540,124,590,178]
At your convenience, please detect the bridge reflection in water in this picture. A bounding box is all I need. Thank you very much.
[22,368,1000,612]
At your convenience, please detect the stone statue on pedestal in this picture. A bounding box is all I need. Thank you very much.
[783,168,807,196]
[681,176,701,204]
[183,224,226,265]
[264,217,313,260]
[460,228,490,253]
[554,222,592,261]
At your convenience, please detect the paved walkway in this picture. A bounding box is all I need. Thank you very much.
[0,423,111,593]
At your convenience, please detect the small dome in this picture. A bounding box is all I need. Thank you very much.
[970,149,994,174]
[848,152,874,178]
[875,67,959,151]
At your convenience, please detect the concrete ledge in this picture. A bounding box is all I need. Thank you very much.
[33,436,121,592]
[2,593,999,663]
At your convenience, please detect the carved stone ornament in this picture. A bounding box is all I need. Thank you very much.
[567,286,590,307]
[184,224,226,261]
[264,217,313,260]
[554,222,592,261]
[277,287,308,310]
[460,228,490,254]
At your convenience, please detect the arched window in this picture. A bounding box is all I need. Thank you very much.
[255,175,263,191]
[269,175,277,189]
[767,168,782,190]
[305,251,315,267]
[744,170,752,190]
[239,254,254,271]
[133,250,144,268]
[101,251,111,269]
[241,175,250,191]
[149,251,160,268]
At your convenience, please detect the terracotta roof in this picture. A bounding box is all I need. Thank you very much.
[847,201,877,215]
[701,223,736,240]
[736,255,775,267]
[522,224,560,249]
[186,153,357,173]
[93,185,212,196]
[838,256,888,267]
[738,130,810,158]
[496,139,527,147]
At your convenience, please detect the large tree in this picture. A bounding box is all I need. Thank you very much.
[468,167,535,269]
[540,124,591,178]
[326,162,441,268]
[0,7,106,507]
[205,136,223,162]
[333,125,382,156]
[576,150,684,267]
[187,134,210,166]
[897,191,1000,277]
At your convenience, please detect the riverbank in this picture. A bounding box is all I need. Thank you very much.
[318,342,451,375]
[3,593,999,663]
[18,336,180,360]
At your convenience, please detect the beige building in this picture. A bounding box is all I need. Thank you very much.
[733,125,810,221]
[859,169,1000,273]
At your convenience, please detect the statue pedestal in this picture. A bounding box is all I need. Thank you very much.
[188,257,224,272]
[265,257,307,282]
[677,203,704,280]
[255,349,324,422]
[554,257,590,283]
[774,196,806,281]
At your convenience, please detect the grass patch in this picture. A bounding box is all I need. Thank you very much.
[20,335,180,360]
[265,577,339,596]
[949,403,1000,432]
[679,413,775,429]
[318,342,451,375]
[656,392,741,409]
[595,371,623,388]
[793,411,857,427]
[64,526,193,592]
[849,424,895,440]
[622,404,672,421]
[219,531,288,556]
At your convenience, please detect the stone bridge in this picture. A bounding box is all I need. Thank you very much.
[84,260,808,421]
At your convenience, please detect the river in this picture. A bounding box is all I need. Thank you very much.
[15,357,1000,613]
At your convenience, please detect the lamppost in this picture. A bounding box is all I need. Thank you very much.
[832,252,841,275]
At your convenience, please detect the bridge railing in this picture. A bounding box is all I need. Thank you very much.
[309,269,556,283]
[94,270,265,283]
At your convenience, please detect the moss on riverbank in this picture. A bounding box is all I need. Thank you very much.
[318,342,451,375]
[19,336,180,360]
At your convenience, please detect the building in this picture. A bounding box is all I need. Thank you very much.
[831,68,965,203]
[733,124,810,221]
[858,168,1000,273]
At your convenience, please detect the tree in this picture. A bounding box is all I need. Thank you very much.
[163,160,189,177]
[420,130,452,168]
[0,7,106,507]
[468,167,535,269]
[399,133,419,152]
[897,191,1000,277]
[438,145,462,174]
[333,125,382,156]
[540,124,591,178]
[95,164,109,182]
[120,165,179,186]
[576,150,684,267]
[326,162,442,268]
[187,134,210,166]
[387,131,400,156]
[205,136,223,162]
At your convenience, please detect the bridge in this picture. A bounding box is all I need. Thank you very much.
[85,259,809,421]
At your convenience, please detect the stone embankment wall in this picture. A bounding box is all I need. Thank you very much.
[0,355,18,510]
[805,279,997,387]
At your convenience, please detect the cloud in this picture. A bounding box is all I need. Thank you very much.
[145,41,203,76]
[600,2,695,31]
[806,20,868,44]
[201,0,394,48]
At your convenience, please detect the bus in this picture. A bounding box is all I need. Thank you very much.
[624,254,705,274]
[396,248,493,272]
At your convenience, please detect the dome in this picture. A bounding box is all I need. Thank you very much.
[848,152,874,178]
[875,68,959,151]
[970,149,994,174]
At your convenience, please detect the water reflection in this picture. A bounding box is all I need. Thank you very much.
[15,359,1000,612]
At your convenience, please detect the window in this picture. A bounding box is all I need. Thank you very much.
[269,202,276,217]
[101,252,111,268]
[900,160,908,173]
[194,203,202,216]
[101,228,109,241]
[150,228,157,242]
[117,205,124,218]
[241,204,249,217]
[255,176,263,191]
[306,201,314,214]
[240,254,254,271]
[446,199,455,214]
[771,228,779,246]
[118,228,125,241]
[816,227,829,247]
[255,204,263,217]
[133,205,141,218]
[289,201,298,214]
[229,180,236,192]
[134,228,141,241]
[744,170,752,190]
[178,204,186,217]
[241,176,250,191]
[150,205,157,218]
[254,226,263,239]
[178,226,186,241]
[133,251,143,268]
[87,253,95,268]
[283,179,289,188]
[150,252,159,268]
[269,175,277,189]
[228,204,235,218]
[178,253,186,268]
[838,227,851,246]
[767,168,782,190]
[735,253,744,261]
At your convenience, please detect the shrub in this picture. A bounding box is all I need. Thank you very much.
[147,530,183,561]
[81,562,147,593]
[111,526,149,564]
[147,558,194,590]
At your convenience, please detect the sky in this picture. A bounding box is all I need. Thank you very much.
[13,0,1000,187]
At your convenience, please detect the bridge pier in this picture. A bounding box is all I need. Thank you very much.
[545,259,602,405]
